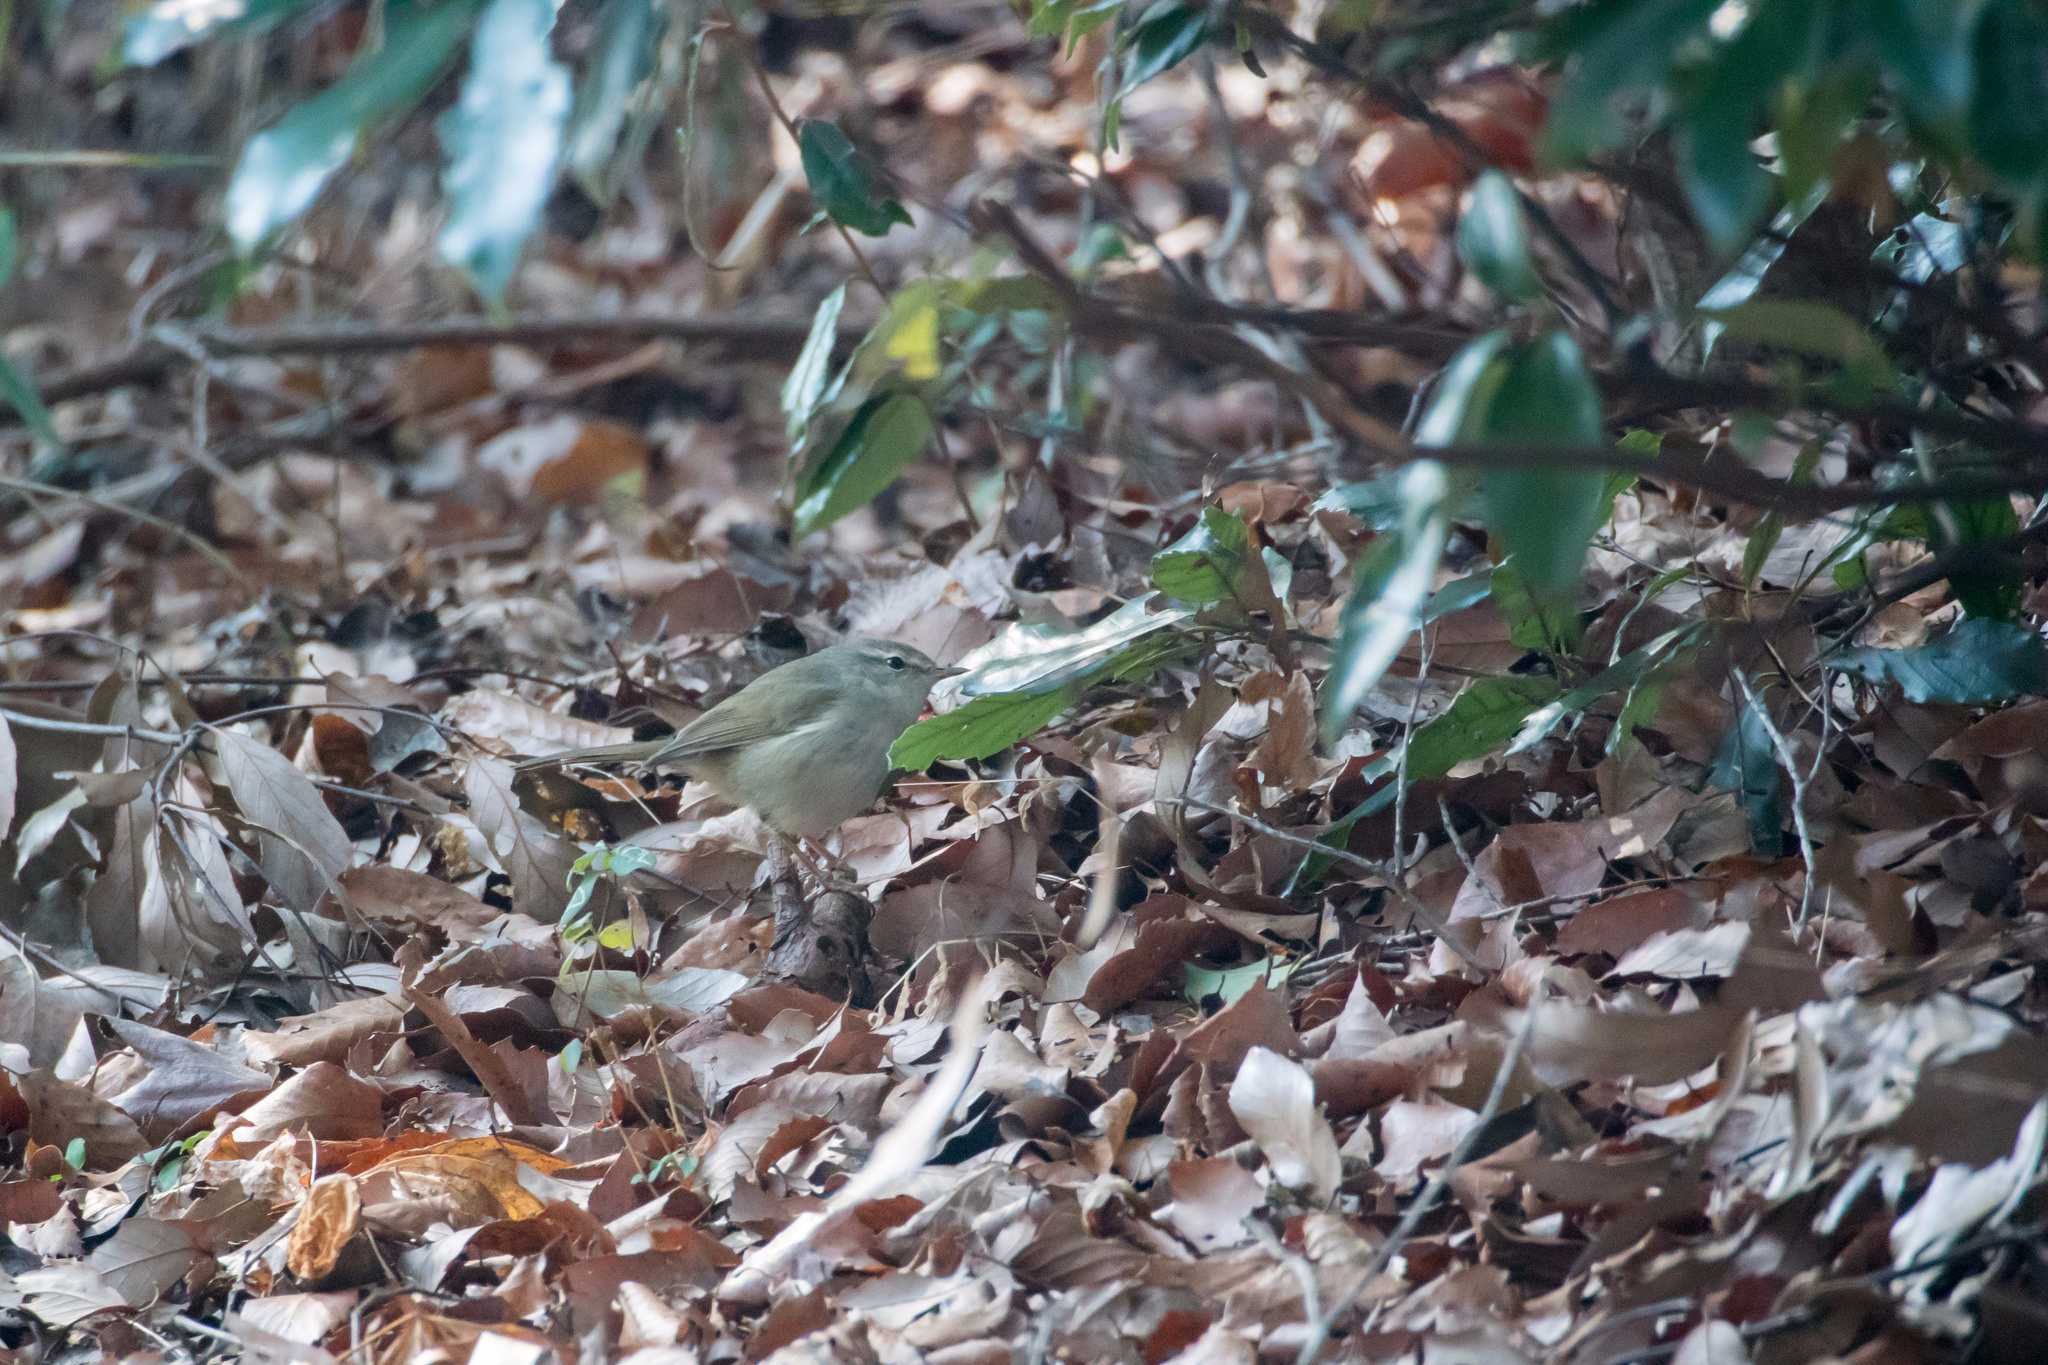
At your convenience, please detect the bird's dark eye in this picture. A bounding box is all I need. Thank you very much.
[887,655,906,671]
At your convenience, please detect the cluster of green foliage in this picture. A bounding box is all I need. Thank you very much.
[36,0,2048,862]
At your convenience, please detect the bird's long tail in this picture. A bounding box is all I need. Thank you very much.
[515,740,665,772]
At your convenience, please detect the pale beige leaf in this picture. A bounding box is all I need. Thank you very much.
[1227,1045,1341,1202]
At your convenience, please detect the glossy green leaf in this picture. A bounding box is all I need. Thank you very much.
[563,0,659,203]
[782,282,848,441]
[0,355,60,453]
[1321,461,1451,744]
[1424,574,1492,622]
[1945,486,2023,621]
[1711,690,1784,855]
[124,0,319,66]
[1317,472,1484,531]
[1029,0,1124,51]
[1458,171,1539,301]
[792,392,931,537]
[0,208,15,286]
[797,120,912,238]
[892,597,1194,767]
[1490,559,1580,655]
[1479,332,1606,603]
[1831,618,2048,703]
[1152,506,1253,605]
[1405,674,1565,783]
[1122,0,1209,92]
[889,685,1077,769]
[1697,185,1829,359]
[438,0,570,303]
[1414,329,1512,447]
[1509,625,1704,754]
[951,594,1195,700]
[1863,0,1978,131]
[1540,0,1720,164]
[225,0,480,252]
[1288,673,1563,891]
[1675,0,1823,253]
[1969,0,2048,185]
[1703,298,1895,391]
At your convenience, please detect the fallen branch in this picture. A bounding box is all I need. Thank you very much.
[22,311,851,414]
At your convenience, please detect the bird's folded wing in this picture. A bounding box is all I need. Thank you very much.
[646,667,837,762]
[646,708,785,761]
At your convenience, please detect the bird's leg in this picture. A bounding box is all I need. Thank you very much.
[766,833,809,925]
[796,836,855,887]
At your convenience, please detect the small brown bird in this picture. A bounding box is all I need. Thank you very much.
[523,638,960,837]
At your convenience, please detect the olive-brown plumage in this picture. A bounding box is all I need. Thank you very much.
[524,639,958,836]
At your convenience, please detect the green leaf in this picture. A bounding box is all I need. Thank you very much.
[1864,0,1977,131]
[124,0,319,66]
[225,0,480,252]
[797,120,912,238]
[1540,0,1721,165]
[1318,469,1484,531]
[1830,618,2048,704]
[562,0,659,203]
[0,214,60,452]
[952,594,1196,699]
[1152,506,1253,605]
[1321,461,1451,744]
[1697,185,1830,360]
[1029,0,1124,51]
[850,280,945,388]
[1478,331,1606,606]
[1424,573,1492,622]
[1404,674,1563,781]
[1457,171,1539,301]
[561,842,659,939]
[1945,486,2023,621]
[1702,298,1895,391]
[1284,674,1561,892]
[891,609,1192,769]
[437,0,570,304]
[889,685,1077,769]
[0,356,62,454]
[1490,559,1580,655]
[1414,329,1512,447]
[1969,0,2048,186]
[792,392,932,537]
[1509,625,1704,754]
[1121,0,1210,92]
[782,282,848,441]
[1674,0,1823,254]
[1710,691,1783,855]
[1775,64,1874,208]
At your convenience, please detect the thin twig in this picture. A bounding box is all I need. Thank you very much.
[21,312,842,412]
[1296,1006,1539,1364]
[1733,671,1818,925]
[1180,797,1486,971]
[0,473,257,591]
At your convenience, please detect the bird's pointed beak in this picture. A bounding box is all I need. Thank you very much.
[939,665,968,679]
